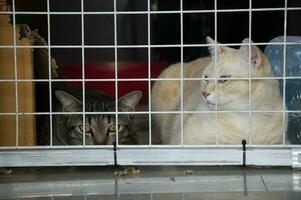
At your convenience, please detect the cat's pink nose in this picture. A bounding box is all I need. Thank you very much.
[202,91,210,98]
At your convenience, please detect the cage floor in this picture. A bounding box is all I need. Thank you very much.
[0,166,301,199]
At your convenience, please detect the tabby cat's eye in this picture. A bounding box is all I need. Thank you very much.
[108,124,125,132]
[109,124,116,132]
[79,125,92,134]
[218,75,232,84]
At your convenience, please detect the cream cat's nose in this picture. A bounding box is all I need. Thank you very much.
[202,91,210,98]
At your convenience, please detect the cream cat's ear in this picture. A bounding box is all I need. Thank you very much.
[239,38,262,68]
[206,36,221,57]
[206,36,232,57]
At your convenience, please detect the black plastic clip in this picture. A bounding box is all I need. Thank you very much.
[242,139,246,166]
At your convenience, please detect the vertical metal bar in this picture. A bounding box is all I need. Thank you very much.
[147,0,152,146]
[180,0,184,146]
[12,0,19,147]
[46,0,53,147]
[81,0,86,146]
[283,0,288,145]
[214,0,219,145]
[248,0,253,145]
[113,0,119,146]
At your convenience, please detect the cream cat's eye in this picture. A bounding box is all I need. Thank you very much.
[79,125,92,134]
[218,75,232,84]
[203,74,209,83]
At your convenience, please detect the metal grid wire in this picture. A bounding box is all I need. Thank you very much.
[0,0,301,167]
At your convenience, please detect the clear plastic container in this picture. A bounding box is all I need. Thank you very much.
[264,36,301,144]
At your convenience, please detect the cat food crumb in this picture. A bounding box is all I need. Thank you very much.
[169,176,176,182]
[0,168,12,174]
[131,168,141,175]
[184,169,194,174]
[115,169,128,177]
[115,167,141,177]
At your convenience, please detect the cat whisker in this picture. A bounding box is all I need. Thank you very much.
[207,97,227,101]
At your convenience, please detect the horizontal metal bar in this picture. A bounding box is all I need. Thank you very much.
[0,7,301,15]
[1,110,301,116]
[0,42,300,49]
[246,148,292,166]
[118,145,301,148]
[117,148,242,165]
[0,148,114,167]
[1,144,301,150]
[0,145,114,150]
[0,147,300,167]
[1,77,301,83]
[116,147,301,166]
[292,148,301,168]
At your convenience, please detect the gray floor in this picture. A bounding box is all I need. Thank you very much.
[1,166,301,199]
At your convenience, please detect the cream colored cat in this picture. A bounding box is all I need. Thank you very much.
[152,37,287,145]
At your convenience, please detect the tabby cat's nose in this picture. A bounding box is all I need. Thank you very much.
[202,91,210,98]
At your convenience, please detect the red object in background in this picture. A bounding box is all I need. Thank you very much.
[61,62,169,103]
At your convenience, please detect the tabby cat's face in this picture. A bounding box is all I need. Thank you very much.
[60,114,133,145]
[55,90,142,145]
[201,38,271,111]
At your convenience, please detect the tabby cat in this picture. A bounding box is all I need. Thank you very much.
[43,89,142,145]
[152,37,287,145]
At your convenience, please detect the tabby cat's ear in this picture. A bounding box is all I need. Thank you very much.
[55,90,81,112]
[239,38,262,68]
[118,90,142,111]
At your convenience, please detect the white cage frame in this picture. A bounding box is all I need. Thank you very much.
[1,0,301,168]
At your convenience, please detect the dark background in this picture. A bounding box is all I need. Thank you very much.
[12,0,301,65]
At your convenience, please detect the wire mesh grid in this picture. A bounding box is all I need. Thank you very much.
[0,0,301,167]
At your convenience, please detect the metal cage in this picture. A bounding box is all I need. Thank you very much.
[0,0,301,168]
